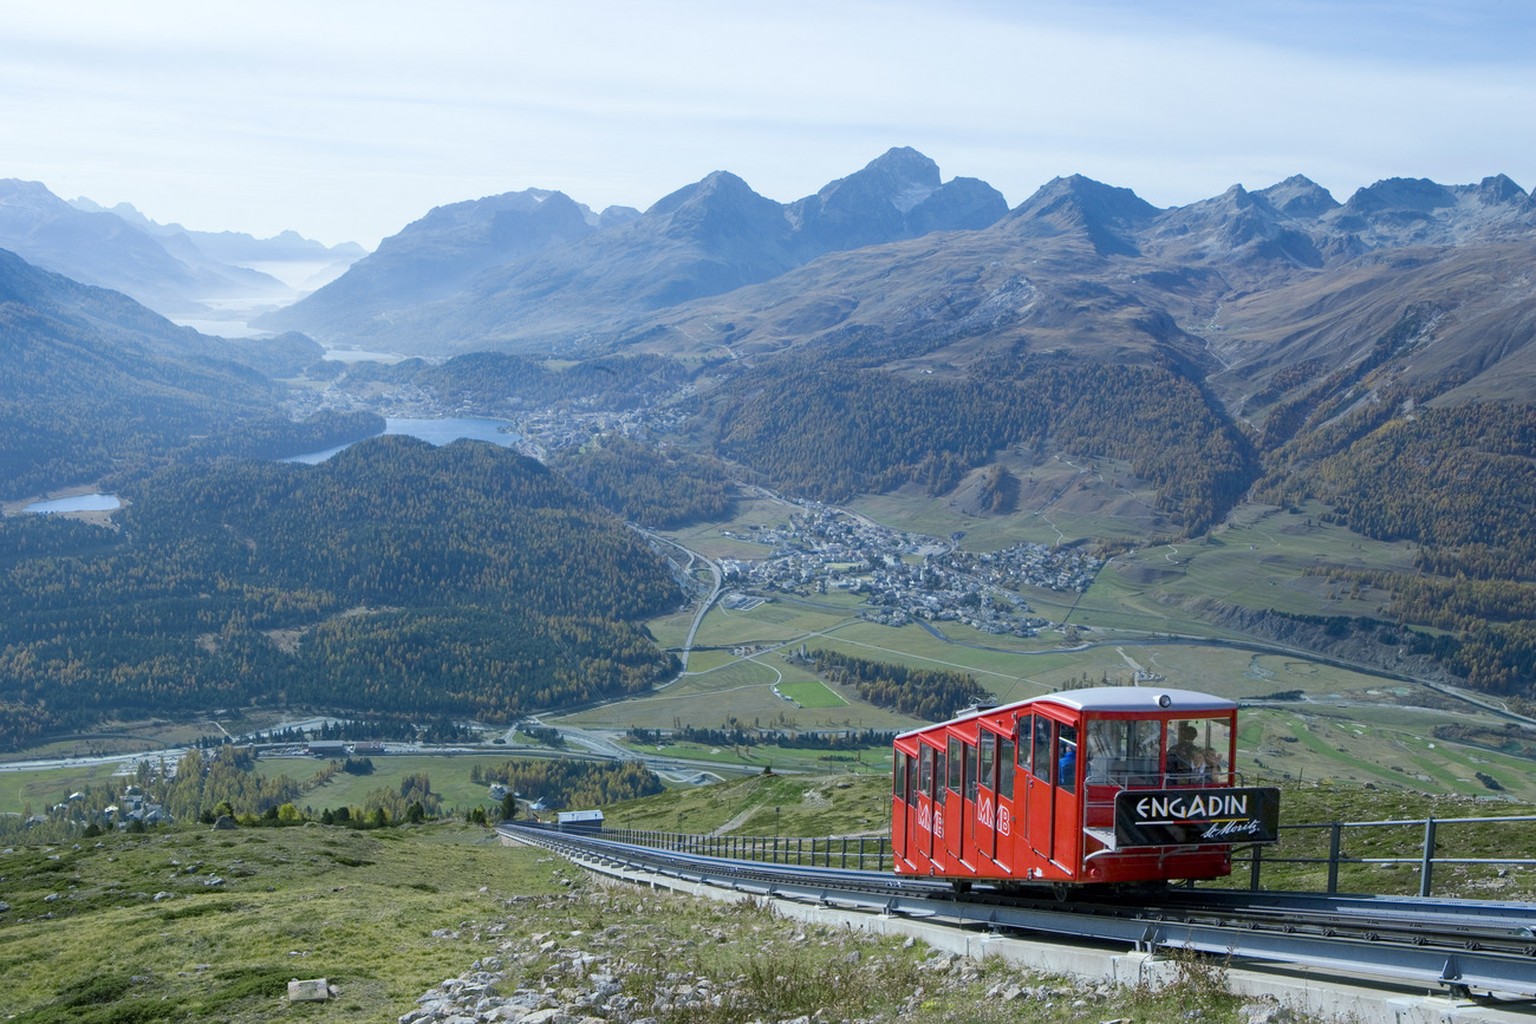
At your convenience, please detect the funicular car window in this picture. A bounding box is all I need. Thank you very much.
[894,751,907,801]
[919,744,933,795]
[1032,716,1053,785]
[906,755,918,806]
[978,731,995,793]
[947,736,962,793]
[1017,715,1033,774]
[1084,718,1161,785]
[1167,717,1231,782]
[1057,723,1078,794]
[965,741,979,801]
[998,736,1015,799]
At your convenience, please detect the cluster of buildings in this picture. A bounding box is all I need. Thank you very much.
[718,505,1101,636]
[26,785,172,830]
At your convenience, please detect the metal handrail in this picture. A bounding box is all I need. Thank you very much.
[590,825,894,872]
[547,811,1536,899]
[1235,813,1536,896]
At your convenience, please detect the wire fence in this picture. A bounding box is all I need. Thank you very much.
[554,813,1536,899]
[577,826,895,872]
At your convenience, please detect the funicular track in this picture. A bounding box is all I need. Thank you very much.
[499,822,1536,1001]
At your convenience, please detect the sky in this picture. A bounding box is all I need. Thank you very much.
[4,0,1535,250]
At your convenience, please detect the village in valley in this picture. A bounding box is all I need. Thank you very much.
[717,504,1102,637]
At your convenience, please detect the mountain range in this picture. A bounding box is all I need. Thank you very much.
[0,179,361,320]
[253,148,1536,410]
[257,147,1009,350]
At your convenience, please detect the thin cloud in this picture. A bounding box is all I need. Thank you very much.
[1,0,1531,247]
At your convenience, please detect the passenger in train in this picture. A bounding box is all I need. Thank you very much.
[1057,742,1076,791]
[1169,723,1204,777]
[1169,722,1224,779]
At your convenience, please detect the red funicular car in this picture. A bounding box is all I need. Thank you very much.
[891,687,1279,889]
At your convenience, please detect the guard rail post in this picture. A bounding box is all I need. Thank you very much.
[1419,817,1437,898]
[1326,822,1342,894]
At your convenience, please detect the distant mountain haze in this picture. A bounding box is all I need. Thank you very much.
[0,179,360,321]
[0,246,381,497]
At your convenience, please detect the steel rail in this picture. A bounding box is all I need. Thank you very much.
[499,823,1536,998]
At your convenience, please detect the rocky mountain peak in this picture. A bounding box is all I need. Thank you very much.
[1007,174,1159,256]
[1341,177,1456,216]
[1326,174,1536,245]
[852,146,944,211]
[1019,175,1160,222]
[1254,175,1339,219]
[648,171,766,217]
[1144,180,1325,270]
[784,147,1003,256]
[0,178,67,208]
[1471,173,1529,205]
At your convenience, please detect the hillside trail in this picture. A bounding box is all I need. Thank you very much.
[710,807,756,836]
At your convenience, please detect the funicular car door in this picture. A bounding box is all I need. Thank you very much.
[1022,713,1054,858]
[946,736,958,865]
[931,742,946,859]
[1051,720,1081,872]
[892,747,913,865]
[945,734,969,865]
[915,741,936,864]
[993,726,1016,872]
[974,727,998,864]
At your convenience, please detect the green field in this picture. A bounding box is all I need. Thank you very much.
[1073,501,1419,634]
[776,680,846,708]
[251,753,515,816]
[0,761,130,818]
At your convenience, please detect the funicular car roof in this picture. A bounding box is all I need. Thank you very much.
[896,687,1235,741]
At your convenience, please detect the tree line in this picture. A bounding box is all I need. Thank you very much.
[468,758,664,810]
[808,649,991,722]
[626,724,897,750]
[0,436,681,748]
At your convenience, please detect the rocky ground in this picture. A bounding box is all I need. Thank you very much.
[394,874,1315,1024]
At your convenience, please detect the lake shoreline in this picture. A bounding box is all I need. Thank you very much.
[2,484,126,525]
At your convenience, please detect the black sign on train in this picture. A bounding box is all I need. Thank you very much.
[891,687,1280,888]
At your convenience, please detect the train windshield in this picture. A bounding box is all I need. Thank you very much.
[1083,719,1162,786]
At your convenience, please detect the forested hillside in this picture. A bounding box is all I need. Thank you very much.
[714,355,1256,535]
[1261,396,1536,695]
[553,433,737,528]
[0,436,680,749]
[0,247,376,497]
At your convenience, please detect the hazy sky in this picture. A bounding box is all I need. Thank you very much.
[4,0,1534,249]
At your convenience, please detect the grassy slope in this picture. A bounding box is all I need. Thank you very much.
[0,823,565,1023]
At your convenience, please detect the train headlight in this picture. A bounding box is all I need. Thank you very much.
[1157,693,1172,708]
